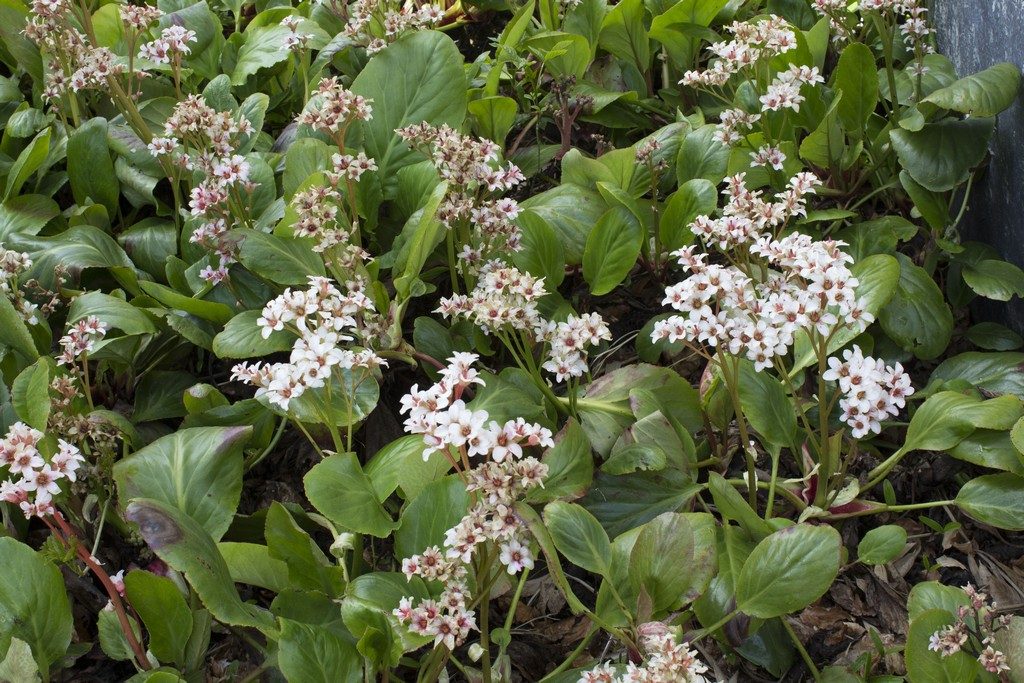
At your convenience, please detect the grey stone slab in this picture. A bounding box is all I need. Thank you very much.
[932,0,1024,329]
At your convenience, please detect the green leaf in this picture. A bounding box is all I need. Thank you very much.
[648,0,727,69]
[890,117,995,192]
[238,232,325,286]
[363,435,452,502]
[11,224,135,291]
[67,117,119,213]
[0,537,73,673]
[659,179,716,252]
[902,391,1021,455]
[394,475,470,559]
[905,609,979,682]
[351,31,467,196]
[512,213,566,287]
[218,542,290,592]
[393,181,447,299]
[212,310,294,359]
[799,91,844,168]
[141,283,233,325]
[0,194,59,241]
[520,184,606,264]
[123,570,192,665]
[833,42,878,136]
[10,358,49,430]
[908,581,969,620]
[265,503,345,596]
[131,370,197,422]
[231,25,290,85]
[856,525,907,565]
[735,524,841,618]
[930,351,1024,396]
[305,452,398,537]
[737,360,796,448]
[113,426,250,541]
[544,501,613,577]
[676,125,729,185]
[467,95,517,145]
[628,512,714,612]
[879,254,953,360]
[68,292,157,336]
[582,469,702,538]
[278,619,362,683]
[955,473,1024,530]
[949,430,1024,476]
[961,258,1024,301]
[97,609,140,662]
[0,294,39,362]
[526,419,593,503]
[706,472,774,539]
[922,62,1021,117]
[3,129,49,201]
[598,0,649,71]
[602,443,666,475]
[124,499,276,633]
[0,637,39,683]
[964,322,1022,351]
[582,205,642,295]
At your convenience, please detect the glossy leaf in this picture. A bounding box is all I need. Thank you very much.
[305,452,398,538]
[735,524,841,618]
[544,501,613,577]
[0,537,73,673]
[114,426,250,541]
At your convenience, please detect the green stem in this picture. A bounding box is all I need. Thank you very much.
[722,357,758,508]
[782,618,820,679]
[498,566,529,661]
[538,626,597,682]
[863,445,908,490]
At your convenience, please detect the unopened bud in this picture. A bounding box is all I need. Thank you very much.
[330,532,355,558]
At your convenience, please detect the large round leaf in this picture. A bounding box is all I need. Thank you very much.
[582,206,642,296]
[351,31,467,192]
[0,537,73,673]
[955,473,1024,530]
[113,426,250,541]
[735,524,841,618]
[544,501,613,578]
[890,117,995,192]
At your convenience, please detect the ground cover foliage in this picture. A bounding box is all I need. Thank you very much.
[0,0,1023,679]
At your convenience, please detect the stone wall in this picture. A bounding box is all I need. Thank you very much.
[931,0,1024,327]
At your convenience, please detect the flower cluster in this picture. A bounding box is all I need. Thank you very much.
[397,123,525,260]
[395,354,550,649]
[712,64,823,147]
[231,276,384,411]
[280,16,314,52]
[340,0,443,54]
[0,244,40,324]
[813,0,932,50]
[680,15,799,87]
[653,172,872,371]
[24,0,95,102]
[289,151,378,256]
[119,4,163,31]
[0,423,85,518]
[823,346,913,438]
[149,95,256,283]
[438,265,611,382]
[138,25,196,65]
[296,77,373,136]
[56,316,107,366]
[579,631,711,683]
[928,584,1011,675]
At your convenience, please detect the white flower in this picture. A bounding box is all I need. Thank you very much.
[498,539,534,574]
